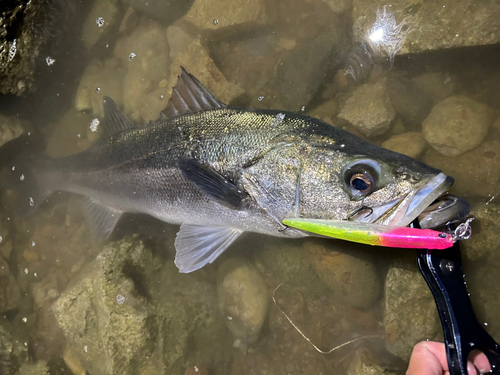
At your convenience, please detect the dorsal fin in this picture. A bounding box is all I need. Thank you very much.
[102,97,134,136]
[159,66,227,119]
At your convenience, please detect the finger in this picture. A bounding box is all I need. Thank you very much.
[469,350,492,374]
[407,341,449,375]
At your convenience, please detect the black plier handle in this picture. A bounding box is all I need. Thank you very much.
[415,222,500,374]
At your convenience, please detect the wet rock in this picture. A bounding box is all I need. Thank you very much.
[252,237,319,288]
[384,257,441,361]
[114,19,169,123]
[352,0,500,55]
[322,0,353,14]
[183,0,267,30]
[0,114,25,149]
[121,0,193,26]
[46,109,96,158]
[462,203,500,261]
[305,239,382,310]
[0,1,87,95]
[52,236,163,375]
[0,323,29,375]
[382,132,426,159]
[165,25,245,108]
[412,72,457,105]
[81,0,120,49]
[0,257,21,313]
[424,140,500,198]
[274,25,343,111]
[15,361,49,375]
[338,78,395,138]
[347,348,398,375]
[386,75,432,128]
[53,236,226,375]
[217,258,269,351]
[422,95,494,157]
[75,58,125,118]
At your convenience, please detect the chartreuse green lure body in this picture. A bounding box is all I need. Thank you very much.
[282,218,454,249]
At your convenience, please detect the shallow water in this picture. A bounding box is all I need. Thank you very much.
[0,0,500,374]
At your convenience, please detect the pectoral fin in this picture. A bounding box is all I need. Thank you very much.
[174,224,243,273]
[180,159,248,210]
[84,198,123,239]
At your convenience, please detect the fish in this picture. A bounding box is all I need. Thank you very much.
[10,67,462,273]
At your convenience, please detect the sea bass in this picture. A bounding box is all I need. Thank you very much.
[13,68,458,273]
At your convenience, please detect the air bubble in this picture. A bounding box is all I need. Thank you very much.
[96,17,105,27]
[95,86,101,93]
[22,317,27,323]
[23,268,28,275]
[84,345,88,353]
[90,118,100,132]
[31,241,35,247]
[213,19,219,25]
[29,197,34,207]
[257,96,264,101]
[116,294,125,305]
[20,174,25,181]
[129,52,136,61]
[45,56,56,66]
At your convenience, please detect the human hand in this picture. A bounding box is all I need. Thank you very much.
[406,341,491,375]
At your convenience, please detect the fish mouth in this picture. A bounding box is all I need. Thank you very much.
[351,173,455,227]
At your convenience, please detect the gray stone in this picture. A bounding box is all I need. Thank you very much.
[114,19,170,123]
[338,78,395,137]
[81,0,120,49]
[52,236,226,375]
[275,26,343,111]
[0,114,25,149]
[15,361,49,375]
[74,58,125,118]
[217,258,269,351]
[384,257,440,361]
[0,323,29,375]
[386,74,432,128]
[382,132,426,159]
[305,239,382,310]
[422,95,494,157]
[347,348,398,375]
[0,1,87,95]
[423,140,500,198]
[183,0,267,30]
[165,25,244,109]
[121,0,193,26]
[0,257,21,313]
[322,0,353,14]
[352,0,500,55]
[412,72,457,105]
[461,203,500,261]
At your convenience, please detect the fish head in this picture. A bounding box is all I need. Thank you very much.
[299,137,455,228]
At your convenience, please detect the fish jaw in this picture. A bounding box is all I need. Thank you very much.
[352,172,454,227]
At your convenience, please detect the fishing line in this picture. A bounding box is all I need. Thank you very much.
[272,283,381,354]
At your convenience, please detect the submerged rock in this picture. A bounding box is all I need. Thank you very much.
[462,203,500,261]
[0,257,21,313]
[384,257,441,361]
[347,348,398,375]
[81,0,121,49]
[121,0,193,26]
[165,25,245,107]
[338,78,395,138]
[183,0,267,30]
[422,95,494,157]
[424,140,500,198]
[352,0,500,55]
[382,132,426,159]
[52,236,226,375]
[0,322,29,375]
[305,240,382,310]
[14,361,49,375]
[412,72,457,105]
[0,114,25,149]
[217,258,269,351]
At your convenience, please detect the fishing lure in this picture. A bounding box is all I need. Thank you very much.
[282,218,471,249]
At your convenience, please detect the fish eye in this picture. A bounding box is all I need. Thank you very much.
[343,160,380,200]
[350,173,373,193]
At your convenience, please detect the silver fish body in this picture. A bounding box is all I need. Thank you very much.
[17,69,457,273]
